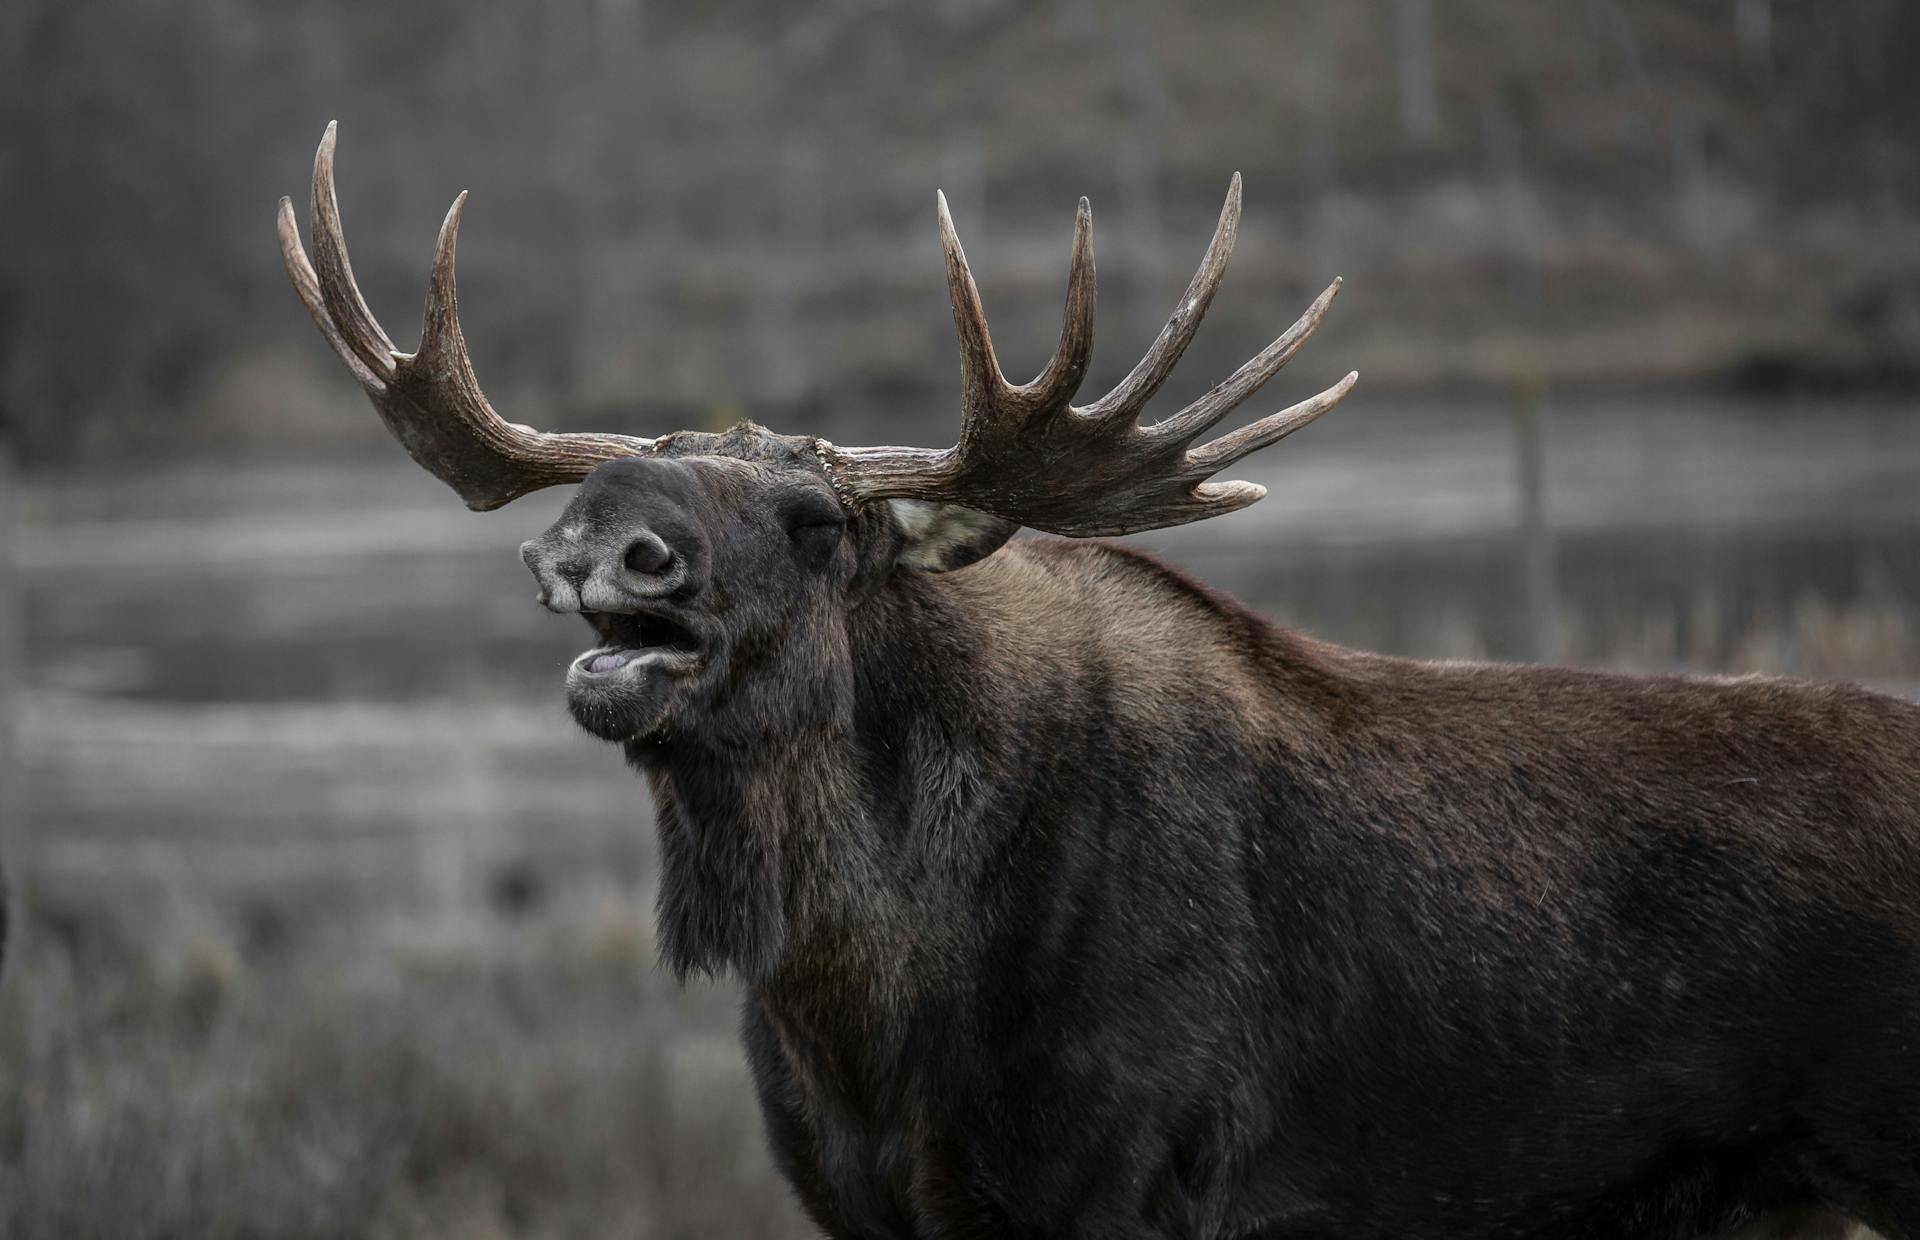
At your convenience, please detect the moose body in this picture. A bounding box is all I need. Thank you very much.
[627,500,1920,1239]
[280,125,1920,1237]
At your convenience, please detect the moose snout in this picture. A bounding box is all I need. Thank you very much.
[522,520,692,615]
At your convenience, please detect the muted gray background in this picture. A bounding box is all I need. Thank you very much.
[2,2,1918,1236]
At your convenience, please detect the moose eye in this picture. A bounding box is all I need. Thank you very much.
[789,521,843,570]
[780,493,845,536]
[789,514,844,540]
[781,493,846,564]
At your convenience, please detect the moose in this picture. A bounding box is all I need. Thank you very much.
[281,125,1919,1239]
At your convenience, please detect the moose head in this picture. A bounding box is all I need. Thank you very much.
[278,123,1353,754]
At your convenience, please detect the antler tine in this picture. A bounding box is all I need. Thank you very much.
[1081,173,1241,427]
[937,190,1015,420]
[280,123,656,510]
[1148,276,1342,447]
[1186,370,1359,475]
[414,189,495,419]
[1174,371,1358,525]
[1019,197,1096,413]
[309,122,398,381]
[278,196,383,394]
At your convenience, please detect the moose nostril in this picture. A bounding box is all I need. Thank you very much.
[623,532,674,576]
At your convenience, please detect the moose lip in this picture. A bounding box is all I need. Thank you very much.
[571,609,705,678]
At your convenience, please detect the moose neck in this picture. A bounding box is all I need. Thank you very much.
[631,564,1019,1021]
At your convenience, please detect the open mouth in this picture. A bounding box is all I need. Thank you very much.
[572,608,705,677]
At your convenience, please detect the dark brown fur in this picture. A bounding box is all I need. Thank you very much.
[522,447,1920,1239]
[282,126,1918,1234]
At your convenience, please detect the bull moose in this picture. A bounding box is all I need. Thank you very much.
[280,124,1919,1239]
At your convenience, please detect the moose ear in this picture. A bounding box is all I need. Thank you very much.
[888,500,1018,573]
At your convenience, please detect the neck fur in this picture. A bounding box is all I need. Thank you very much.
[633,573,1000,1014]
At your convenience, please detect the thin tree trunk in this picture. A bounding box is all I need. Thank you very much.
[1394,0,1440,141]
[0,438,24,962]
[1513,386,1557,664]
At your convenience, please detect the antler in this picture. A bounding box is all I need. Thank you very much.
[278,123,654,510]
[281,127,1350,533]
[819,175,1356,537]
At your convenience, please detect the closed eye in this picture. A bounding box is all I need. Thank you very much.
[785,502,846,568]
[780,492,847,538]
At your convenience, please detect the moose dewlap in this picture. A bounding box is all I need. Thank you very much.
[282,124,1920,1240]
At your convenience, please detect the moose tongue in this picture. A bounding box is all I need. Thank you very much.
[589,651,632,674]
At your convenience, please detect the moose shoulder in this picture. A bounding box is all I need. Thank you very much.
[282,125,1920,1240]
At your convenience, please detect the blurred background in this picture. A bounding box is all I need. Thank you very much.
[3,1,1918,1235]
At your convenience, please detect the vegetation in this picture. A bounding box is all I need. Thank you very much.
[0,891,813,1239]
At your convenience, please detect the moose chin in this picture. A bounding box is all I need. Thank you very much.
[282,122,1919,1240]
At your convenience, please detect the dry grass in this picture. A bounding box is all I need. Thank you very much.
[1560,591,1920,683]
[0,891,813,1240]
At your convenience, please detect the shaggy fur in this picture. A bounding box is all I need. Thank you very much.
[521,434,1920,1240]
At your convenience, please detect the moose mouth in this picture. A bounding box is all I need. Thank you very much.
[571,608,705,679]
